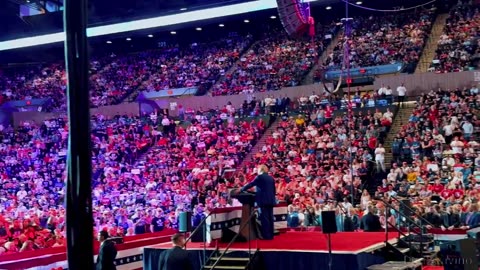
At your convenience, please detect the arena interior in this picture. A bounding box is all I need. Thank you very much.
[0,0,479,269]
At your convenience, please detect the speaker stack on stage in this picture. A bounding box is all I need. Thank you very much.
[321,211,337,270]
[276,0,310,37]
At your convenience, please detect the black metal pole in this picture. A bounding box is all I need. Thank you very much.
[327,233,332,270]
[64,0,94,268]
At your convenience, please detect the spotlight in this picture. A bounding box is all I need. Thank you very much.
[170,31,177,35]
[196,27,202,31]
[180,8,187,11]
[126,37,131,41]
[148,34,154,38]
[355,1,362,4]
[244,19,250,23]
[326,6,332,10]
[270,15,277,19]
[106,41,112,44]
[219,24,225,27]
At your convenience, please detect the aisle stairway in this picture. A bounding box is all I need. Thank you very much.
[302,31,341,85]
[205,39,260,95]
[383,102,417,169]
[415,13,449,73]
[237,117,281,169]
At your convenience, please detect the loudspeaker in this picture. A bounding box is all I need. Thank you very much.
[440,238,478,270]
[276,0,309,37]
[178,212,192,233]
[321,211,337,234]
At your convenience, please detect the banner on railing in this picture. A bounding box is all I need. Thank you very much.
[138,87,198,99]
[325,63,403,80]
[207,205,288,241]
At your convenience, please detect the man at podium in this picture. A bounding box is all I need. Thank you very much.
[238,164,276,240]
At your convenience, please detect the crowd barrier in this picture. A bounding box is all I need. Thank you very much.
[0,229,176,270]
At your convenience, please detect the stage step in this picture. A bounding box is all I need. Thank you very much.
[204,266,246,270]
[210,257,250,261]
[202,250,259,270]
[367,259,423,270]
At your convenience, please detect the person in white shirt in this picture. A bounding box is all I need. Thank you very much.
[396,83,407,107]
[471,85,479,95]
[443,123,454,144]
[161,115,171,135]
[385,86,393,104]
[378,84,387,96]
[450,137,464,154]
[375,144,386,172]
[462,120,474,140]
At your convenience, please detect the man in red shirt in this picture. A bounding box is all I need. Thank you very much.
[429,179,444,194]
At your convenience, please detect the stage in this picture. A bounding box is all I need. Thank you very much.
[143,231,397,270]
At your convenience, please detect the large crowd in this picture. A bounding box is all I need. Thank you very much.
[0,34,254,111]
[325,10,434,71]
[210,24,338,96]
[430,2,480,73]
[0,100,270,254]
[2,2,480,257]
[283,86,480,233]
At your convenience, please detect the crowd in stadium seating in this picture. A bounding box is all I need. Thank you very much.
[325,10,434,70]
[0,100,269,253]
[0,34,253,111]
[237,95,393,228]
[430,3,480,73]
[284,86,480,232]
[372,87,479,231]
[210,24,337,96]
[137,35,253,97]
[0,114,158,253]
[3,1,480,256]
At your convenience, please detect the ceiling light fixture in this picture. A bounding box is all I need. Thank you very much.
[106,41,112,44]
[355,1,362,4]
[270,15,276,19]
[180,8,187,11]
[244,19,250,23]
[148,34,154,38]
[326,6,332,10]
[219,24,225,27]
[170,31,177,35]
[126,37,131,41]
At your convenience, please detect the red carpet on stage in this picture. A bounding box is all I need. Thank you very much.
[183,231,397,253]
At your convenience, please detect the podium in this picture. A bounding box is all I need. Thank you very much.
[225,189,258,242]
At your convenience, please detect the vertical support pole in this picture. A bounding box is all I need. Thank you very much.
[64,0,94,268]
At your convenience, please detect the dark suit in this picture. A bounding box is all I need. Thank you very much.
[241,172,276,240]
[96,240,117,270]
[360,213,382,232]
[158,246,193,270]
[462,212,480,229]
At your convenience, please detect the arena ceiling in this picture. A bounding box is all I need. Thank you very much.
[0,0,260,40]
